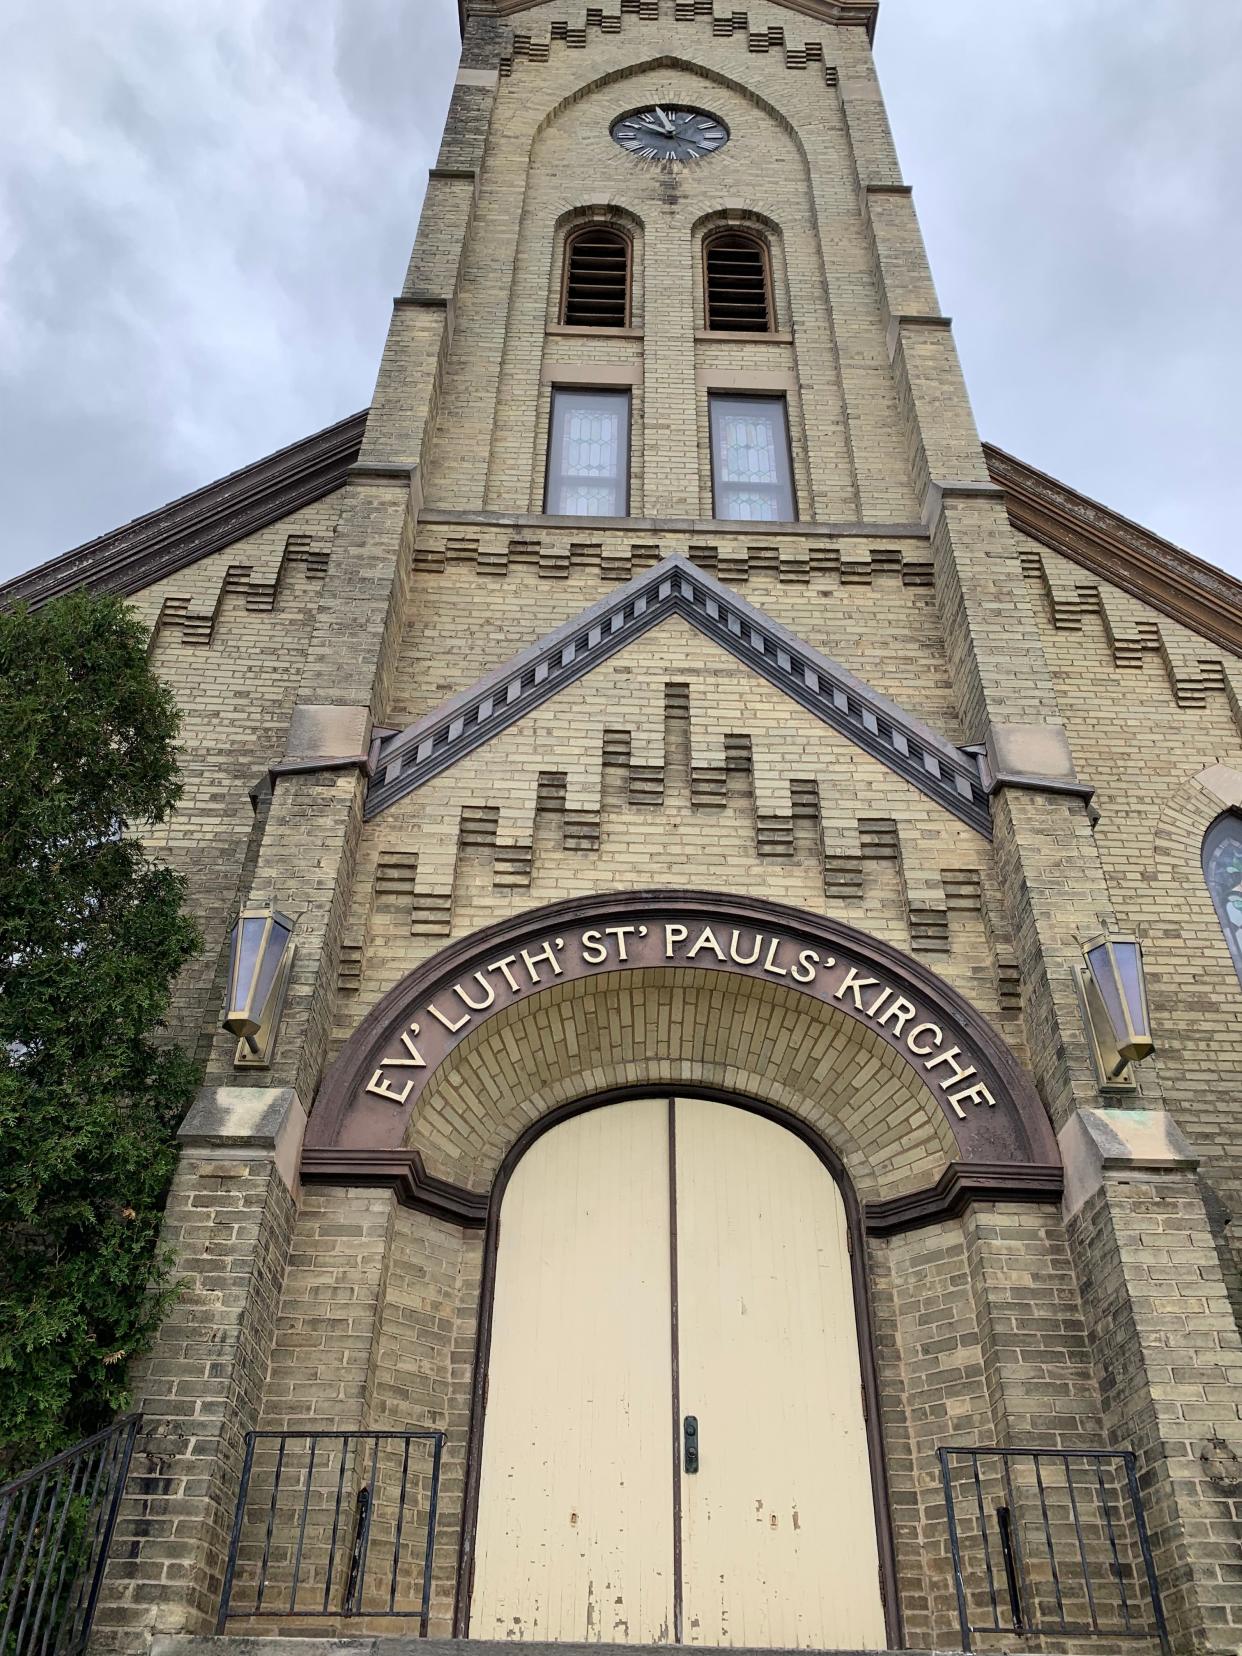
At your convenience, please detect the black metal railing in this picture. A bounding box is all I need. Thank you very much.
[939,1447,1170,1654]
[217,1430,444,1633]
[0,1414,139,1656]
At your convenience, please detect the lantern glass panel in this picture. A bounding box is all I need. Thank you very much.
[250,912,293,1022]
[1086,940,1129,1044]
[1114,941,1148,1035]
[232,916,267,1021]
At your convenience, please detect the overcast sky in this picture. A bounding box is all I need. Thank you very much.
[1,0,1239,585]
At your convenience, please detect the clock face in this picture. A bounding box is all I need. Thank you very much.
[611,106,729,163]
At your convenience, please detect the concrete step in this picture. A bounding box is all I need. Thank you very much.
[152,1641,961,1656]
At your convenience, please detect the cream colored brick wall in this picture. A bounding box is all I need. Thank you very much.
[130,496,343,1059]
[393,529,947,726]
[343,616,1021,1065]
[1020,530,1242,1308]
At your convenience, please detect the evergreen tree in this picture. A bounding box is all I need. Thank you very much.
[0,592,199,1472]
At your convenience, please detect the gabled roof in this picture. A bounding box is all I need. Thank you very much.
[365,554,993,834]
[3,409,1239,666]
[983,444,1242,657]
[0,412,366,610]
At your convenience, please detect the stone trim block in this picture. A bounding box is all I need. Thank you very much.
[1060,1106,1200,1219]
[179,1085,308,1196]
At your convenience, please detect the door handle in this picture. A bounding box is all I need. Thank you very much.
[683,1415,699,1475]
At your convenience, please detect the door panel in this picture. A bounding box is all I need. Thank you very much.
[470,1098,675,1643]
[674,1097,886,1650]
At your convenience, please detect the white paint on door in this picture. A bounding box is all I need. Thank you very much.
[469,1095,886,1648]
[469,1097,675,1642]
[675,1097,887,1649]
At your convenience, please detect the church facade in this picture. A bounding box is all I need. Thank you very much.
[8,2,1242,1652]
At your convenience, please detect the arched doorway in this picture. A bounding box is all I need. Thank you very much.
[466,1094,887,1649]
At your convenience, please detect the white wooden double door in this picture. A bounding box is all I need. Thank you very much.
[469,1096,886,1648]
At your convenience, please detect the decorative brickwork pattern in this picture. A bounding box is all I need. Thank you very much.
[123,504,343,1067]
[1022,534,1242,1322]
[367,557,989,831]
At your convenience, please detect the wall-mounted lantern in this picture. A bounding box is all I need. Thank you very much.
[222,906,296,1069]
[1075,933,1154,1091]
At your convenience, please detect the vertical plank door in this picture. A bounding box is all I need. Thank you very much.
[470,1098,676,1642]
[675,1096,886,1650]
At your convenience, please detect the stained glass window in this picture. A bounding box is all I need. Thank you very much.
[709,395,796,521]
[545,389,630,517]
[1204,814,1242,984]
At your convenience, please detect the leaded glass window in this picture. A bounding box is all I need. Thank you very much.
[545,389,631,517]
[709,394,796,522]
[1204,813,1242,983]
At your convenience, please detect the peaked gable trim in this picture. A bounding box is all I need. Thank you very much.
[985,444,1242,658]
[367,554,991,834]
[0,412,368,611]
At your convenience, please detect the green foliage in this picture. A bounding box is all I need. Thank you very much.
[0,592,200,1473]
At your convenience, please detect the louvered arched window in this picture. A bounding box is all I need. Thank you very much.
[560,227,632,328]
[703,230,773,333]
[1204,813,1242,984]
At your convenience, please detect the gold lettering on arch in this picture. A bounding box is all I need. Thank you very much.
[356,911,1003,1148]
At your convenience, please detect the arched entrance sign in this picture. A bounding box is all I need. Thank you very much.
[304,892,1060,1231]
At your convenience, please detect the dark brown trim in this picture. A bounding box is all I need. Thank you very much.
[543,385,632,518]
[0,411,367,610]
[300,1145,489,1226]
[15,415,1236,667]
[702,227,775,335]
[985,443,1242,659]
[864,1159,1063,1236]
[560,223,633,330]
[298,1147,1063,1239]
[307,890,1054,1165]
[667,1096,685,1646]
[453,1084,902,1647]
[707,391,799,525]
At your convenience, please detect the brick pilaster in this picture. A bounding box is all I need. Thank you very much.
[93,1089,304,1651]
[1069,1172,1242,1652]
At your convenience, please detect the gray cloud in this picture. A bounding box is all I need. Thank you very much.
[1,0,1238,583]
[876,0,1242,572]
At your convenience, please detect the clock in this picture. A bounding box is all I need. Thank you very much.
[611,106,729,163]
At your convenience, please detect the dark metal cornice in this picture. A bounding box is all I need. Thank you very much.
[367,554,992,834]
[0,411,368,611]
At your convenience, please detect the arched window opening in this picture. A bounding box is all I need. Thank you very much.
[703,230,773,333]
[1204,813,1242,984]
[561,227,631,328]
